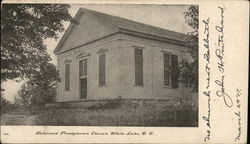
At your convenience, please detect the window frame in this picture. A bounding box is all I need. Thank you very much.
[78,56,89,100]
[79,57,88,79]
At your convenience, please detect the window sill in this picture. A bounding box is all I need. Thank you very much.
[99,85,107,88]
[134,85,144,87]
[163,86,172,89]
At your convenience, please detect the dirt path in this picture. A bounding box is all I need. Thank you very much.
[1,113,37,125]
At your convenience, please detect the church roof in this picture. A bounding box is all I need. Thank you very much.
[54,8,188,54]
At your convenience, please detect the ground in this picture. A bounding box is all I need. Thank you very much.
[1,113,36,125]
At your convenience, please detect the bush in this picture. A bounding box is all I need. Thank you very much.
[88,97,122,110]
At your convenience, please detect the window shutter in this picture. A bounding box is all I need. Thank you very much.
[135,48,143,85]
[65,63,70,91]
[171,54,179,88]
[164,53,170,86]
[99,54,105,86]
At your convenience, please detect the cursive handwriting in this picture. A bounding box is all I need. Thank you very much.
[215,76,233,107]
[203,18,211,89]
[202,17,211,142]
[235,88,242,142]
[214,6,233,108]
[203,91,211,142]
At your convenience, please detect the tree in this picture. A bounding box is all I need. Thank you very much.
[14,62,59,113]
[1,4,71,82]
[29,62,59,106]
[14,83,34,111]
[179,5,198,92]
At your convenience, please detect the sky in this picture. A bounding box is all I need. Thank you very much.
[1,4,193,102]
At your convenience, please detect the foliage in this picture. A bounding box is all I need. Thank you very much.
[14,83,34,111]
[29,62,59,106]
[1,4,71,82]
[88,97,122,110]
[1,94,15,114]
[14,62,59,112]
[179,5,199,92]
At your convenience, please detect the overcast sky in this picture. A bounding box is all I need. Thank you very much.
[2,4,193,102]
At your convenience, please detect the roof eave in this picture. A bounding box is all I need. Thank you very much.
[118,28,191,48]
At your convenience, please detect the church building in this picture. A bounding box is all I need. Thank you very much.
[53,8,194,103]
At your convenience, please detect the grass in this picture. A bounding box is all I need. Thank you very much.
[35,99,198,127]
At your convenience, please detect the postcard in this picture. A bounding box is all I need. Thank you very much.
[1,0,248,143]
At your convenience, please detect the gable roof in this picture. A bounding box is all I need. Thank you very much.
[54,8,188,54]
